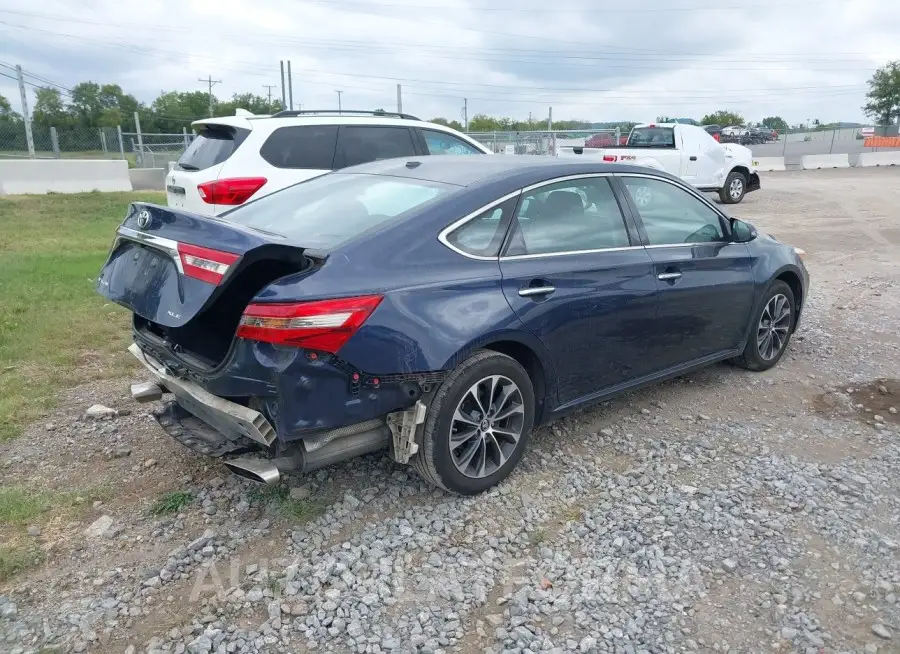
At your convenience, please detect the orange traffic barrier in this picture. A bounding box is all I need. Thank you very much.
[863,136,900,148]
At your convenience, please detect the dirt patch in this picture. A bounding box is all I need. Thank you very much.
[813,379,900,427]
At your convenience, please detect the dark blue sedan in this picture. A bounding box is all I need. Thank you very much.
[98,156,808,494]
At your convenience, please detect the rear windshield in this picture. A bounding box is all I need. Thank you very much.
[177,126,246,171]
[627,127,676,148]
[226,173,455,249]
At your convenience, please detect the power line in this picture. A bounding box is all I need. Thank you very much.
[198,74,221,117]
[0,7,878,58]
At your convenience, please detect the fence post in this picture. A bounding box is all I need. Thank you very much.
[116,125,126,160]
[134,112,144,167]
[100,128,108,153]
[828,128,836,154]
[782,128,788,156]
[15,65,36,158]
[182,126,189,148]
[50,126,60,158]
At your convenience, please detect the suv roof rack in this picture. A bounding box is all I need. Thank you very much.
[270,109,421,120]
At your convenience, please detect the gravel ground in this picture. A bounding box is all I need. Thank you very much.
[1,168,899,654]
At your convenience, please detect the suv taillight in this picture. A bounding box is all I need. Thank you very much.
[237,295,384,354]
[198,177,267,205]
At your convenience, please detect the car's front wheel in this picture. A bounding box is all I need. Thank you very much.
[719,170,747,204]
[413,350,534,495]
[731,280,795,371]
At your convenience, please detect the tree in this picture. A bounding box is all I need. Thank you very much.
[761,116,788,131]
[429,117,464,131]
[0,94,21,121]
[148,91,212,132]
[700,110,744,126]
[31,87,71,127]
[217,93,284,116]
[863,61,900,126]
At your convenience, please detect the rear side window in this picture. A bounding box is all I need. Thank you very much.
[334,126,417,168]
[444,196,517,257]
[627,127,676,148]
[259,125,338,169]
[177,126,247,171]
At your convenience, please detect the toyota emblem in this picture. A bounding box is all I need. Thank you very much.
[137,210,152,229]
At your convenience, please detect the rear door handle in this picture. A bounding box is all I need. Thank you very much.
[657,272,683,281]
[689,156,697,161]
[518,286,556,297]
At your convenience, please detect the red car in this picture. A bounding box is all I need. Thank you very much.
[585,132,628,148]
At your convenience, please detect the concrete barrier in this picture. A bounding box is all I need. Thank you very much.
[857,151,900,167]
[753,157,786,172]
[801,154,850,170]
[129,167,167,191]
[0,159,132,195]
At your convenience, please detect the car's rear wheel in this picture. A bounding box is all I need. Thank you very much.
[719,171,747,204]
[731,280,795,371]
[413,350,534,495]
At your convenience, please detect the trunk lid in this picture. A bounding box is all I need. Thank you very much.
[97,202,306,330]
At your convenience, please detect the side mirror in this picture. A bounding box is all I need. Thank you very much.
[730,217,757,243]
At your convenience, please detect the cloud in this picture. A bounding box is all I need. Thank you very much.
[1,0,899,125]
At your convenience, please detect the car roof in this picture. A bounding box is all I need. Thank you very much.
[192,114,464,132]
[334,155,677,189]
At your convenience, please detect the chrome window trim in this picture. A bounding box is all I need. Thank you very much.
[500,245,643,262]
[116,226,185,274]
[521,172,614,194]
[437,190,522,261]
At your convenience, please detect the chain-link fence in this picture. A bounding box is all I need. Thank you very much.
[465,129,624,155]
[748,126,900,159]
[0,121,194,167]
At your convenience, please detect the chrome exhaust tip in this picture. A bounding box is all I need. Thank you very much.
[223,458,280,484]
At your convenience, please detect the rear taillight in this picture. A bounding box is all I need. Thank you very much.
[602,155,618,162]
[197,177,267,205]
[237,295,384,353]
[177,242,240,285]
[713,133,721,142]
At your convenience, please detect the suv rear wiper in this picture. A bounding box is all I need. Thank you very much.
[177,163,200,171]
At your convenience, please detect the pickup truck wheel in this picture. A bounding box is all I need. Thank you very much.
[719,171,746,204]
[413,350,534,495]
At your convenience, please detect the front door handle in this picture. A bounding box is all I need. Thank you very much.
[657,272,683,281]
[518,286,556,297]
[689,156,697,161]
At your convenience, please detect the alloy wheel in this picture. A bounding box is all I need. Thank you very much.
[449,375,525,479]
[632,186,652,207]
[729,177,744,200]
[757,293,791,360]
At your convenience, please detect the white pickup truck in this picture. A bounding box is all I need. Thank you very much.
[558,123,760,204]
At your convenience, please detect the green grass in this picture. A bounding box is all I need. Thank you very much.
[248,484,323,522]
[0,487,54,523]
[0,544,44,582]
[0,191,165,440]
[150,491,193,516]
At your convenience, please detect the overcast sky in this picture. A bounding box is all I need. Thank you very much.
[1,0,899,127]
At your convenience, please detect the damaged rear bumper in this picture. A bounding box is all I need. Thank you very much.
[129,343,276,449]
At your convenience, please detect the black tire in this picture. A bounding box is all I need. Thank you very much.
[731,280,795,371]
[412,350,535,495]
[719,170,747,204]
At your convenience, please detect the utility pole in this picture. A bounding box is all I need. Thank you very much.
[198,75,221,117]
[280,61,286,106]
[15,64,35,158]
[396,84,402,114]
[287,61,294,111]
[463,98,468,131]
[335,90,343,114]
[262,84,277,112]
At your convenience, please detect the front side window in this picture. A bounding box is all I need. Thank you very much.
[423,129,482,155]
[622,177,725,245]
[506,177,631,256]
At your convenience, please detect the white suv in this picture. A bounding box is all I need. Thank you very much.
[166,110,491,216]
